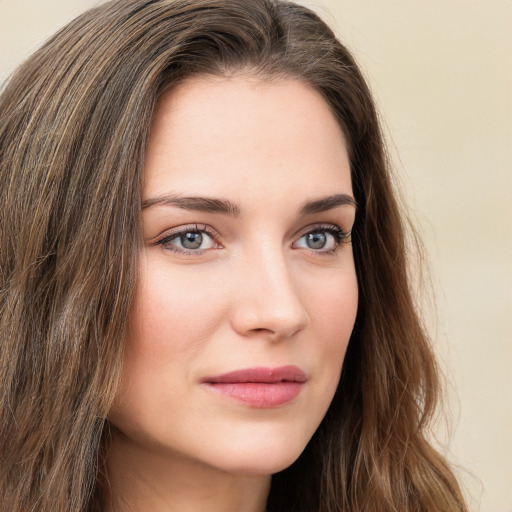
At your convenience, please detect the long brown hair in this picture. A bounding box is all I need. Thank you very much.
[0,1,467,510]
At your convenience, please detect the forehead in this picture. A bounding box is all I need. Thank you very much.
[143,75,351,202]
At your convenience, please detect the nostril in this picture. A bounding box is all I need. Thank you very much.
[250,328,275,335]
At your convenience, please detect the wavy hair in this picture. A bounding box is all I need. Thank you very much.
[0,0,467,510]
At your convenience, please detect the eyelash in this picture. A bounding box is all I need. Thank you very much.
[155,224,219,255]
[155,223,351,255]
[294,224,351,255]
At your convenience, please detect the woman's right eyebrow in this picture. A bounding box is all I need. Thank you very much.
[141,194,241,217]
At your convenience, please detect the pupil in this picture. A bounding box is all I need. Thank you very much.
[181,232,203,249]
[307,232,326,249]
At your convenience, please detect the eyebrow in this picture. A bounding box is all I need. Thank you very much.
[142,194,241,216]
[299,193,357,215]
[141,193,356,216]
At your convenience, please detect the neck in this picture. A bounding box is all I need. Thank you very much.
[104,433,270,512]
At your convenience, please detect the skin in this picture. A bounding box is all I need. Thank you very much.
[107,75,358,512]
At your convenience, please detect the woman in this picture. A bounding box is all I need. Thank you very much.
[0,0,468,511]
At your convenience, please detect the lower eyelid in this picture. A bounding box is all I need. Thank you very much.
[292,227,348,252]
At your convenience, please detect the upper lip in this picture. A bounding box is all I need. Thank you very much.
[203,365,307,384]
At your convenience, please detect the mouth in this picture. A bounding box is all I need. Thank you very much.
[201,365,307,408]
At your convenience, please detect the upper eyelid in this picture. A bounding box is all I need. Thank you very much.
[295,222,350,238]
[294,224,350,244]
[155,222,346,236]
[154,224,217,242]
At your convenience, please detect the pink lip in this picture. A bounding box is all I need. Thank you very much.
[202,365,307,408]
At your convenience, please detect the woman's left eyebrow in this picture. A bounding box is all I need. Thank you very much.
[300,193,357,215]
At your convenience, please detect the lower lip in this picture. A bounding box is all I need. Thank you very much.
[204,382,304,408]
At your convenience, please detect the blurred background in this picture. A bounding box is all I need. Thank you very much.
[1,1,510,510]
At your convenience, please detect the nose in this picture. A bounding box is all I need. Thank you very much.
[230,248,310,341]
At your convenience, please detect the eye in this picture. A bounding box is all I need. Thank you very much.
[156,225,218,254]
[293,226,349,253]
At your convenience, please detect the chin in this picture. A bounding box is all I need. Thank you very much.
[199,425,310,476]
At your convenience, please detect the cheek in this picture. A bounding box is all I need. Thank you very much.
[128,259,224,362]
[307,267,358,380]
[111,259,225,418]
[308,265,358,343]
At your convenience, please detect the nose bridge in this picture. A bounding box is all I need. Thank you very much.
[230,239,309,339]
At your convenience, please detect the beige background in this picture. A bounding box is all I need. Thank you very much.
[1,1,510,510]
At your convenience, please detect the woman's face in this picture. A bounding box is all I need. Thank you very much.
[109,76,358,476]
